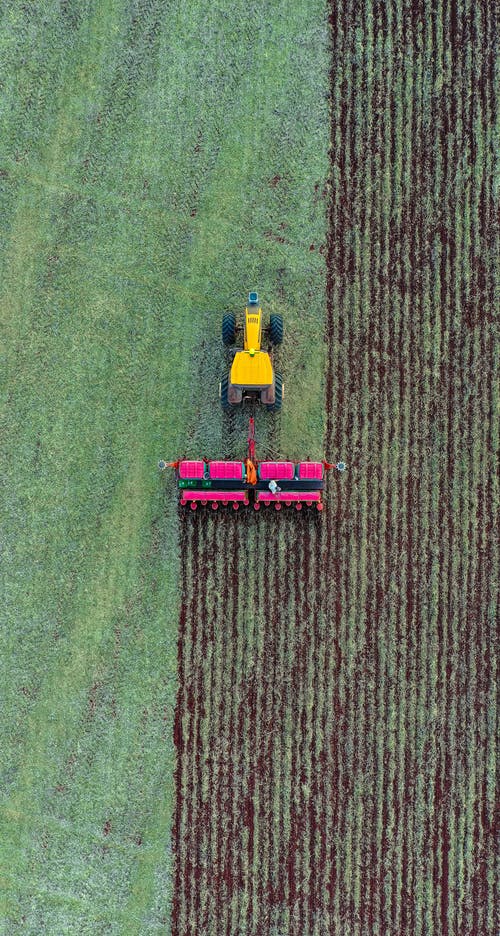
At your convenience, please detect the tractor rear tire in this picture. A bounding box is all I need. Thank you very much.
[269,313,283,346]
[267,372,283,412]
[222,313,236,346]
[220,376,231,411]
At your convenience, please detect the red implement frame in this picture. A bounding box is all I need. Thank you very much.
[247,417,256,462]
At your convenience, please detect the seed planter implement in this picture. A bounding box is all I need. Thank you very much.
[159,293,345,511]
[160,418,345,511]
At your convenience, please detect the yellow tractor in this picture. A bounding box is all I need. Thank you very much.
[219,292,283,411]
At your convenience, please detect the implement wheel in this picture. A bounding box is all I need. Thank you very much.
[222,313,236,345]
[269,313,283,346]
[267,372,283,412]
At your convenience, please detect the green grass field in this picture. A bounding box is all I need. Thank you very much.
[1,2,329,932]
[2,1,497,934]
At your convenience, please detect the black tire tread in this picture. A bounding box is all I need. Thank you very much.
[222,313,236,345]
[269,313,283,346]
[220,376,231,410]
[267,372,283,412]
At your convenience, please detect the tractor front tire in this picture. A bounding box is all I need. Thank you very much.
[220,376,231,411]
[269,313,283,346]
[222,313,236,346]
[267,373,283,412]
